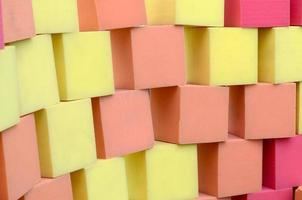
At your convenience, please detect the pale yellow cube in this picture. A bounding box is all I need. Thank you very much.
[125,142,198,200]
[35,99,97,177]
[185,27,258,86]
[259,27,302,83]
[71,158,128,200]
[52,32,114,100]
[11,35,59,116]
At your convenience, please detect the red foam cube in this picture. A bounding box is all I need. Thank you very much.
[232,187,293,200]
[291,0,302,25]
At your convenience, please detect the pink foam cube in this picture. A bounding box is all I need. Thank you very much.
[229,83,296,139]
[291,0,302,25]
[232,187,293,200]
[150,85,228,144]
[92,90,154,158]
[111,25,185,89]
[225,0,290,27]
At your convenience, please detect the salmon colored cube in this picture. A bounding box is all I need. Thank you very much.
[229,83,296,139]
[21,175,73,200]
[111,25,185,89]
[197,193,230,200]
[0,114,40,200]
[291,0,302,25]
[296,187,302,200]
[232,187,293,200]
[198,135,262,198]
[0,1,3,48]
[150,85,228,144]
[92,90,154,158]
[77,0,146,31]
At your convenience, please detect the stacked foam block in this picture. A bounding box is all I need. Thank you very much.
[1,0,302,200]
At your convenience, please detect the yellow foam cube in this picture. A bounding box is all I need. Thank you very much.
[31,0,79,34]
[71,158,128,200]
[185,27,258,86]
[259,27,302,83]
[52,32,114,101]
[125,142,198,200]
[11,35,59,116]
[35,99,97,178]
[145,0,224,26]
[0,47,19,131]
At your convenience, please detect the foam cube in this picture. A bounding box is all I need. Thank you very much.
[52,32,114,100]
[296,187,302,200]
[151,85,228,144]
[198,135,262,198]
[296,82,302,134]
[31,0,78,34]
[21,175,73,200]
[0,47,19,131]
[0,1,3,48]
[92,90,154,158]
[125,142,198,200]
[232,187,293,200]
[0,114,40,200]
[259,27,302,83]
[263,135,302,189]
[71,158,128,200]
[77,0,146,31]
[229,83,296,139]
[145,0,224,26]
[225,0,290,27]
[35,99,97,178]
[2,0,35,43]
[197,193,231,200]
[186,27,257,86]
[111,25,185,89]
[291,0,302,25]
[11,34,59,116]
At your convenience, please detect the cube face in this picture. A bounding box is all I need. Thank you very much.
[0,114,41,200]
[298,83,302,134]
[11,35,59,116]
[71,158,128,200]
[145,0,175,25]
[31,0,78,34]
[0,47,19,131]
[233,188,293,200]
[35,99,97,177]
[291,0,302,25]
[296,187,302,200]
[52,32,114,100]
[92,90,154,158]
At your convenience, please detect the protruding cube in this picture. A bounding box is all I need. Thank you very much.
[291,0,302,25]
[31,0,78,34]
[232,187,293,200]
[151,85,228,144]
[197,193,231,200]
[11,35,59,116]
[21,175,73,200]
[71,158,128,200]
[0,47,19,131]
[145,0,224,26]
[77,0,146,30]
[229,83,296,139]
[125,142,198,200]
[186,27,257,86]
[198,135,262,198]
[296,187,302,200]
[35,99,97,178]
[263,135,302,189]
[52,32,114,101]
[259,27,302,83]
[0,114,40,200]
[225,0,290,27]
[92,90,154,158]
[111,25,185,89]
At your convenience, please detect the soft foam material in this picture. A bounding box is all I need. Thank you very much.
[35,99,97,178]
[151,85,228,144]
[259,27,302,83]
[31,0,78,34]
[197,193,231,200]
[225,0,290,27]
[0,46,19,131]
[21,175,73,200]
[291,0,302,25]
[298,83,302,134]
[0,2,3,48]
[11,35,59,116]
[71,158,128,200]
[185,27,258,86]
[232,187,293,200]
[92,90,154,158]
[111,25,185,89]
[52,31,114,101]
[125,142,198,200]
[229,83,296,139]
[198,135,262,198]
[296,187,302,200]
[145,0,224,26]
[0,114,40,200]
[77,0,146,30]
